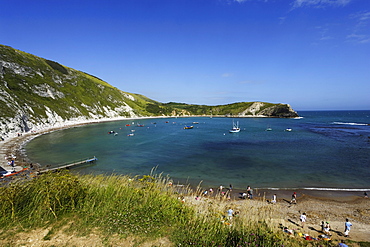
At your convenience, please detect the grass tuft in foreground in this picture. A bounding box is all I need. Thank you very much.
[0,171,307,246]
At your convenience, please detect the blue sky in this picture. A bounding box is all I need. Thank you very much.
[1,0,369,110]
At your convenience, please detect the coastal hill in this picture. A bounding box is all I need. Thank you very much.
[0,44,298,137]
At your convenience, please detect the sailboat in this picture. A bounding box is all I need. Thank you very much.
[229,120,240,133]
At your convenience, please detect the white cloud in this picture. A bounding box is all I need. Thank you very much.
[346,33,370,44]
[279,16,287,25]
[347,11,370,44]
[315,25,334,41]
[222,73,233,77]
[292,0,352,9]
[350,11,370,23]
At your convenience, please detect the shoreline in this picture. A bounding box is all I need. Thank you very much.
[0,116,169,173]
[1,116,369,200]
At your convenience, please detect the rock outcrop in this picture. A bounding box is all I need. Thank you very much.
[240,102,298,118]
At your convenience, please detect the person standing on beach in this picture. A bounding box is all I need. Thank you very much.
[227,208,234,220]
[320,221,325,233]
[290,192,297,204]
[344,218,352,237]
[248,188,253,199]
[271,194,277,203]
[300,212,306,228]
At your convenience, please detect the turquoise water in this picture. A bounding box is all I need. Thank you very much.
[25,111,370,190]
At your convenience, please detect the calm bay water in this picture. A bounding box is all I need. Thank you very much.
[25,111,370,190]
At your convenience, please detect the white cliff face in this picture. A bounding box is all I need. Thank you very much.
[0,103,138,139]
[0,61,32,77]
[240,102,266,117]
[122,92,135,101]
[33,84,65,99]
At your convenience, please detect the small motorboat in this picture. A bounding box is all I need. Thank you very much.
[184,126,194,129]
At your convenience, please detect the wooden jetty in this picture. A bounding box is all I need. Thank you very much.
[39,156,98,174]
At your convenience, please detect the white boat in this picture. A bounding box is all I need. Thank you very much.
[229,120,240,133]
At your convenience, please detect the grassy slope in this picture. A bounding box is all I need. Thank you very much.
[0,171,308,247]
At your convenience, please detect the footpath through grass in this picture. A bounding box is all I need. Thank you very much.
[0,171,311,246]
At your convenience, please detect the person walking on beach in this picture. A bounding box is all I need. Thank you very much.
[344,218,352,237]
[300,212,306,228]
[271,194,277,204]
[290,192,297,204]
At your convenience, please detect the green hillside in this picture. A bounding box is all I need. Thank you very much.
[0,44,298,135]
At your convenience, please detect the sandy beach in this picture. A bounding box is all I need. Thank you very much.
[1,119,369,244]
[227,189,370,242]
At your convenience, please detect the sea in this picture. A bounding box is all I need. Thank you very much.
[24,111,370,191]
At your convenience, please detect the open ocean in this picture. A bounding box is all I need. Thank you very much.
[25,111,370,191]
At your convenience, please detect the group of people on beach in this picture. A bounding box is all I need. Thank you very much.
[299,211,353,238]
[283,213,353,245]
[197,184,361,245]
[201,184,255,200]
[268,192,296,204]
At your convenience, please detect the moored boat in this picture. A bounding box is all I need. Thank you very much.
[229,121,240,133]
